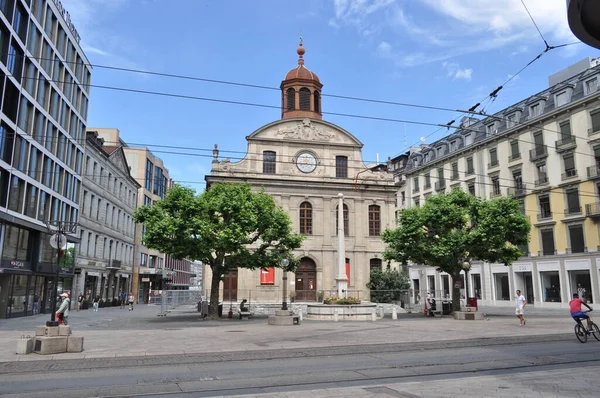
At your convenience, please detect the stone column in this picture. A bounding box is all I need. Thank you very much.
[335,193,348,298]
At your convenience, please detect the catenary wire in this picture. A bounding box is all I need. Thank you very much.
[520,0,550,48]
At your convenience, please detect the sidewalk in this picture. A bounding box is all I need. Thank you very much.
[0,304,577,363]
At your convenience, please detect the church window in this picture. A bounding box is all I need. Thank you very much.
[336,204,349,236]
[262,151,276,174]
[299,201,312,234]
[335,156,348,178]
[299,87,311,110]
[286,88,295,110]
[370,258,382,271]
[314,90,320,112]
[368,205,381,236]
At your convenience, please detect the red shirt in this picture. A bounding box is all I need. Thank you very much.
[569,298,584,314]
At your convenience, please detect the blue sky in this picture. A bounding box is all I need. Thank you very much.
[61,0,599,191]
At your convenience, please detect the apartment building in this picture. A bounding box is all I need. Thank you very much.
[75,130,140,301]
[394,58,600,309]
[0,0,91,318]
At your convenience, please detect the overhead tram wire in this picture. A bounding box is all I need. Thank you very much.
[520,0,550,49]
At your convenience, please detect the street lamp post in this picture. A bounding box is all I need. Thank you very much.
[45,221,77,327]
[281,258,289,311]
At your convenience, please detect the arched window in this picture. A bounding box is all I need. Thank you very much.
[368,205,381,236]
[314,90,320,112]
[299,87,311,110]
[299,201,312,234]
[370,258,382,272]
[286,88,295,110]
[336,204,349,236]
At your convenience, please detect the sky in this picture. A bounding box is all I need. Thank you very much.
[60,0,600,191]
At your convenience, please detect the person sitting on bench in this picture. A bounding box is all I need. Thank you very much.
[239,299,248,312]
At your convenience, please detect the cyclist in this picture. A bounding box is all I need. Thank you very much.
[570,293,593,331]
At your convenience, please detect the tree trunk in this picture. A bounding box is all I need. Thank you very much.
[451,272,461,313]
[208,265,221,319]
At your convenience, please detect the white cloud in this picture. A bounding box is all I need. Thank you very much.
[442,61,473,81]
[376,41,392,57]
[60,0,142,70]
[329,0,583,68]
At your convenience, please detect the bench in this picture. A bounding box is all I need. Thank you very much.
[238,311,252,320]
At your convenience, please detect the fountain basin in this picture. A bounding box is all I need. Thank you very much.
[306,303,377,321]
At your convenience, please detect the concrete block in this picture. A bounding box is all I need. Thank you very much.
[67,335,84,353]
[454,311,484,320]
[33,336,68,355]
[268,315,300,326]
[461,306,477,312]
[275,310,291,316]
[58,325,71,336]
[35,326,60,337]
[16,338,34,355]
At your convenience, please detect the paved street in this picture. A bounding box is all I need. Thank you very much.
[0,304,598,397]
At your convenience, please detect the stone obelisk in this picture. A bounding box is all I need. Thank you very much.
[335,193,348,298]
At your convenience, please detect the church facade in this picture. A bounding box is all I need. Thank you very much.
[204,42,397,304]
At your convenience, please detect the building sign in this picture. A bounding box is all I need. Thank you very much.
[10,260,25,268]
[52,0,81,44]
[513,264,532,272]
[1,259,32,270]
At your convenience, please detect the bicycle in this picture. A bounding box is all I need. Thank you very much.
[573,309,600,343]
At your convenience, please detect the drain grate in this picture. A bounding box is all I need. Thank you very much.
[225,330,246,333]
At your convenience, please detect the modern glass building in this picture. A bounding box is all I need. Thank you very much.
[0,0,91,318]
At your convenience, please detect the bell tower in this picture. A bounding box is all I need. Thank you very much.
[280,39,323,120]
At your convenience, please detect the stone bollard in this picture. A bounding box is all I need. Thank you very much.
[371,309,376,322]
[392,307,398,320]
[16,335,33,355]
[334,309,339,322]
[299,309,303,322]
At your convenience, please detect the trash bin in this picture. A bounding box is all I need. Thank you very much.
[442,301,451,315]
[468,297,478,310]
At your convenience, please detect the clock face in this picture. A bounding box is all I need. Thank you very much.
[296,152,317,173]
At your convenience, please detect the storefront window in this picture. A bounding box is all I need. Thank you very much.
[494,273,509,300]
[540,271,561,302]
[8,275,28,317]
[28,276,45,314]
[569,270,592,303]
[39,232,55,263]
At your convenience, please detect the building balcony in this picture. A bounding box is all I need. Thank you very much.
[434,180,446,191]
[450,173,459,181]
[465,169,475,177]
[412,188,420,194]
[565,206,582,216]
[535,176,549,186]
[588,165,600,179]
[555,135,577,152]
[561,168,578,181]
[589,126,600,136]
[508,153,521,162]
[488,160,499,169]
[586,202,600,219]
[507,186,527,197]
[424,183,432,190]
[529,145,548,161]
[565,247,588,254]
[537,211,553,221]
[489,190,502,198]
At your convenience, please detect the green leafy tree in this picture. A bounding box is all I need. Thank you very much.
[366,268,410,303]
[382,189,530,311]
[134,183,304,317]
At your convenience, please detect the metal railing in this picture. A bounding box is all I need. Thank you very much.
[148,290,202,316]
[562,168,578,180]
[586,202,600,217]
[529,145,548,161]
[555,135,577,151]
[587,165,600,179]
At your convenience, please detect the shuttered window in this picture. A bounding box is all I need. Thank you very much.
[286,88,295,110]
[299,88,311,110]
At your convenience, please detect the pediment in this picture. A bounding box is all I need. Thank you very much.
[247,118,363,147]
[109,147,130,172]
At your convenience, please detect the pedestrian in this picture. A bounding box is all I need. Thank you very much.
[56,293,70,326]
[128,293,134,310]
[77,293,83,311]
[120,291,127,309]
[93,295,100,312]
[32,294,39,314]
[515,289,527,326]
